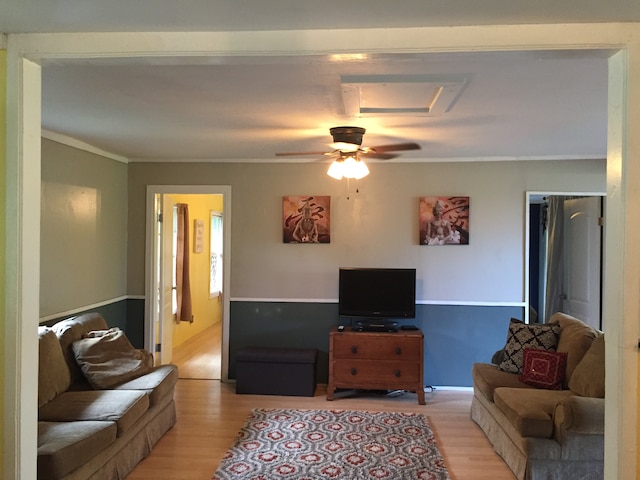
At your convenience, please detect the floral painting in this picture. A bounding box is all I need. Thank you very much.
[283,196,331,243]
[419,196,470,245]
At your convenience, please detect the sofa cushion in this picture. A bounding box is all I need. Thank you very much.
[550,312,599,387]
[72,327,154,389]
[494,387,575,438]
[37,420,117,480]
[568,334,605,398]
[498,320,561,374]
[52,313,110,386]
[38,390,149,437]
[518,348,567,390]
[38,327,71,408]
[472,363,531,403]
[113,364,179,406]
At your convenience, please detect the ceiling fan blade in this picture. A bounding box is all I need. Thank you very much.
[361,152,398,160]
[366,142,421,154]
[275,151,329,157]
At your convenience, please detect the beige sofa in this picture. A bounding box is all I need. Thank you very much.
[38,313,178,480]
[471,312,604,480]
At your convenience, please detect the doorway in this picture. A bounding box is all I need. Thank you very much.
[527,192,604,329]
[144,185,232,382]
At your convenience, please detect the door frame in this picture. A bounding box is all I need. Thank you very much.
[5,27,639,480]
[145,185,232,381]
[524,191,605,324]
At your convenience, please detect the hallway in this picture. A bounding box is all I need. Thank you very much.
[171,322,221,380]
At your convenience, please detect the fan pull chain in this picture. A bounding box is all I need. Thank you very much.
[346,178,360,200]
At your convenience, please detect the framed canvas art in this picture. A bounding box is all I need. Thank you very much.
[283,196,331,243]
[419,196,470,245]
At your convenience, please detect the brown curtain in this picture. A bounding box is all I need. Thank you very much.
[175,203,193,323]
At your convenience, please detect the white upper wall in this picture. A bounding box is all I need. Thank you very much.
[127,158,605,304]
[40,138,128,317]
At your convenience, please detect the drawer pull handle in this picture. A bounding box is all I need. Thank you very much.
[351,346,358,354]
[351,368,358,376]
[395,347,402,355]
[394,369,401,377]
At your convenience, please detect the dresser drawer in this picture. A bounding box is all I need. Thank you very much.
[331,360,421,384]
[332,335,421,360]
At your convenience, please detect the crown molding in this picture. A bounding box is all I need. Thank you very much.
[42,129,129,164]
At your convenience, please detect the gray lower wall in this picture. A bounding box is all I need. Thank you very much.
[40,298,518,387]
[229,301,522,387]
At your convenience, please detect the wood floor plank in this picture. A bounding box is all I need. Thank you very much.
[127,381,515,479]
[172,323,222,380]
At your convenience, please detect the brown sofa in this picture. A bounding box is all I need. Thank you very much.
[38,313,178,480]
[471,312,605,480]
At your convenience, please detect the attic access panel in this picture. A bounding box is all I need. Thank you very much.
[341,74,468,117]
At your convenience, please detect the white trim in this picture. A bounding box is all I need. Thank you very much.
[526,190,607,197]
[231,297,339,303]
[604,49,639,480]
[41,129,129,164]
[6,25,634,60]
[38,295,133,323]
[230,297,525,307]
[6,25,639,480]
[5,49,41,480]
[429,386,474,392]
[127,154,606,164]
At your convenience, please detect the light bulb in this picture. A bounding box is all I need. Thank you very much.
[327,160,344,180]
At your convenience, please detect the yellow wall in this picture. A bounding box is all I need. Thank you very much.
[0,48,7,471]
[171,194,223,348]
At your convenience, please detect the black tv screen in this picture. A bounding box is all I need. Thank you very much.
[338,268,416,319]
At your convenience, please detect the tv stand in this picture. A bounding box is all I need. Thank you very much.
[327,326,425,405]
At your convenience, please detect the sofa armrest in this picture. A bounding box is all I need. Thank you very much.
[553,395,604,461]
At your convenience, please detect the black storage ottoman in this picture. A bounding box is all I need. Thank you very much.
[236,347,318,396]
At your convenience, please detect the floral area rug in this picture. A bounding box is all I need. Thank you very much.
[212,408,451,480]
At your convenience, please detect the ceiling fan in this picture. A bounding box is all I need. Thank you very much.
[275,126,421,180]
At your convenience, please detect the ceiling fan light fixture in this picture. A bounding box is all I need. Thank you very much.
[330,141,360,152]
[329,126,366,146]
[327,155,369,180]
[327,160,345,180]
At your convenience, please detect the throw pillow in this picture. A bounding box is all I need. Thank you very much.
[550,312,599,388]
[518,348,567,390]
[568,334,605,398]
[491,318,523,365]
[72,328,154,389]
[491,349,505,365]
[498,320,561,374]
[38,327,72,407]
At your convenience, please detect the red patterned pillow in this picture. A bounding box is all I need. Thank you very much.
[518,348,567,390]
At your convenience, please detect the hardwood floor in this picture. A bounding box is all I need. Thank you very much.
[171,323,221,380]
[127,381,516,479]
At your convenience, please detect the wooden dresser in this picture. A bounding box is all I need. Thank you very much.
[326,326,425,405]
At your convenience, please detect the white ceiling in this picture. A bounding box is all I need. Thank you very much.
[4,1,632,162]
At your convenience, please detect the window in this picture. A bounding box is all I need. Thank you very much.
[210,211,223,298]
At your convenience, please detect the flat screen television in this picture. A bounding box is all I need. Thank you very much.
[338,267,416,319]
